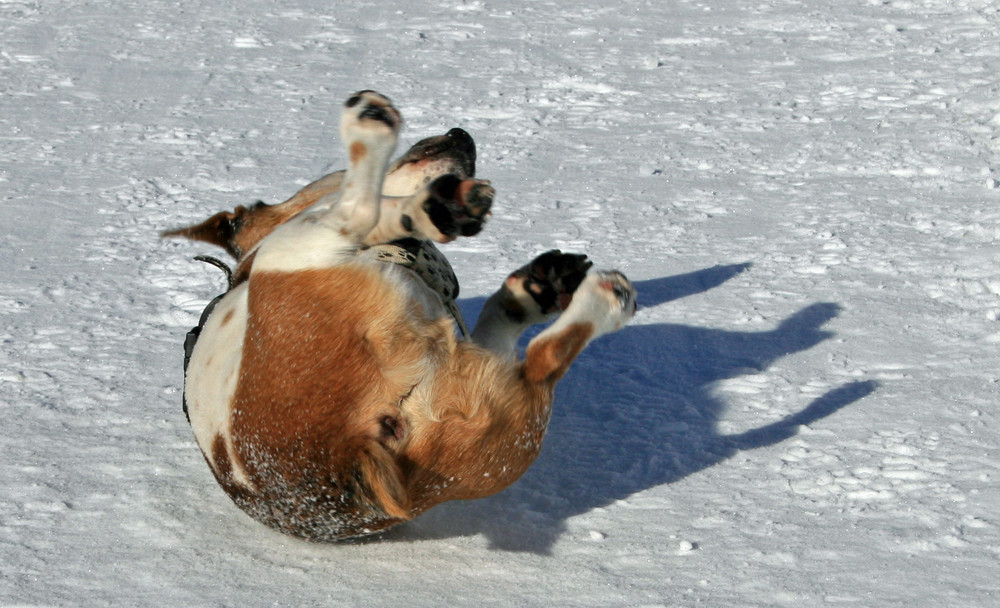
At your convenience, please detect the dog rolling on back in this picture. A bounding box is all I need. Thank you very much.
[169,91,636,540]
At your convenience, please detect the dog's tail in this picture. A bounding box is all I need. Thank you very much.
[160,204,260,259]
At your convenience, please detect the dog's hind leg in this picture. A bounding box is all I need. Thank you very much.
[520,270,637,383]
[471,250,593,357]
[251,91,401,274]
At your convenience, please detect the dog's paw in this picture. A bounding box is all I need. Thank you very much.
[595,270,638,319]
[422,174,494,239]
[513,250,593,316]
[343,90,401,133]
[570,270,638,334]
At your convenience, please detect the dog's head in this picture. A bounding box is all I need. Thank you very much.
[382,128,476,196]
[161,128,478,261]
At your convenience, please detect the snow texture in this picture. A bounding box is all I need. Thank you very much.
[2,0,999,605]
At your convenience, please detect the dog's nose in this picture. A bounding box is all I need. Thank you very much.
[446,128,476,158]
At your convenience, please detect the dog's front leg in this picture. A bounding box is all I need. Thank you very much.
[252,91,401,274]
[520,270,637,383]
[361,174,494,247]
[471,251,593,357]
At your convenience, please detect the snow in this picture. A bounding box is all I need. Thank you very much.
[2,0,999,605]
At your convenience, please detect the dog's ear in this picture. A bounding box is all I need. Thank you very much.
[161,206,250,258]
[356,443,410,519]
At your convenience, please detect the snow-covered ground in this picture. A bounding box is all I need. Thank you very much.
[2,0,999,605]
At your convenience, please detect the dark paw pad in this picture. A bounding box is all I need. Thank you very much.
[423,174,494,238]
[519,250,593,314]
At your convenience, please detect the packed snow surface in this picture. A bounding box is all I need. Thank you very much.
[2,0,999,605]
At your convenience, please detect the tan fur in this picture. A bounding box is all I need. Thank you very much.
[176,93,635,541]
[161,173,343,259]
[349,140,367,165]
[523,323,596,384]
[195,260,586,539]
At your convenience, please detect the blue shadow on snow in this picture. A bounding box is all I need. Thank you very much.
[381,262,877,553]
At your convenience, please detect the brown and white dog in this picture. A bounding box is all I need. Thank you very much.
[167,90,637,541]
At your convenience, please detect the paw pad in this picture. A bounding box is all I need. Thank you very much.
[343,90,400,130]
[423,174,494,238]
[517,250,593,314]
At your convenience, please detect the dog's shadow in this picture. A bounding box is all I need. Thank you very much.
[380,263,877,553]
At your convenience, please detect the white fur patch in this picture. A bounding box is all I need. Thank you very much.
[250,210,360,274]
[185,282,253,488]
[381,159,458,197]
[538,272,635,340]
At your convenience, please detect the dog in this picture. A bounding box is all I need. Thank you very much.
[166,90,637,541]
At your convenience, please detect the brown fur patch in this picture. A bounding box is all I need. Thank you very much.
[211,434,232,481]
[207,433,252,502]
[390,342,558,515]
[224,265,451,538]
[230,250,257,287]
[523,322,595,384]
[161,172,347,262]
[349,141,366,165]
[358,445,409,518]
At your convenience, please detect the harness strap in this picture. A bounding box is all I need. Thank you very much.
[361,238,469,336]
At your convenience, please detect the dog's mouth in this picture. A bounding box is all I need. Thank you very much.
[392,128,477,176]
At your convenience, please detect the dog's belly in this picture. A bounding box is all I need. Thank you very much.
[184,282,254,489]
[183,261,451,493]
